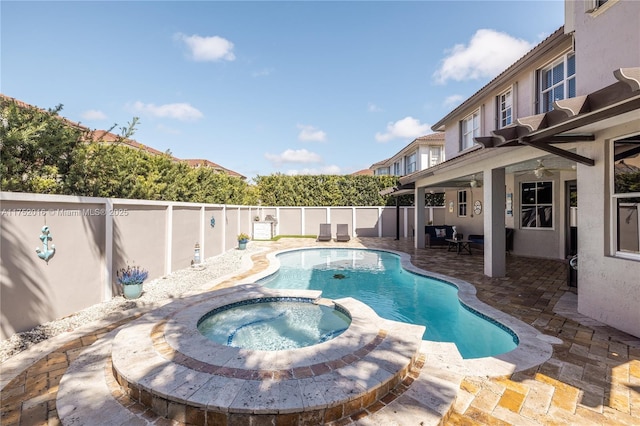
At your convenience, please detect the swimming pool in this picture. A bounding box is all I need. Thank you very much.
[259,248,518,359]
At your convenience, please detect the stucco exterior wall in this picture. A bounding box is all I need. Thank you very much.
[510,175,565,259]
[205,207,224,257]
[112,205,166,292]
[0,200,105,340]
[389,206,407,238]
[576,123,640,338]
[304,208,329,236]
[223,208,241,251]
[330,208,353,236]
[358,208,382,237]
[441,188,485,238]
[171,207,201,271]
[278,208,303,235]
[571,0,640,95]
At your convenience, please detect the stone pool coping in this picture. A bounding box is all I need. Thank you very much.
[99,285,427,423]
[244,246,559,378]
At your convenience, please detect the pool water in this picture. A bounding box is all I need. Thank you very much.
[259,249,517,359]
[197,298,351,351]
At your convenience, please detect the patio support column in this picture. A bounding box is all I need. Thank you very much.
[484,168,506,277]
[415,187,426,249]
[395,196,400,240]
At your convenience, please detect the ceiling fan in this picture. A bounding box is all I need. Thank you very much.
[533,160,554,179]
[513,158,578,179]
[469,175,482,188]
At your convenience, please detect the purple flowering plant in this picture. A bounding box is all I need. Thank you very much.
[117,265,149,286]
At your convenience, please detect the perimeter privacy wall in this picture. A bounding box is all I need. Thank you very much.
[0,192,443,340]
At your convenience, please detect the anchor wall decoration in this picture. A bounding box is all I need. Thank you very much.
[36,226,56,263]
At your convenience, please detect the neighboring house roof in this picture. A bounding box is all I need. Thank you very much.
[414,133,446,141]
[370,133,445,168]
[1,93,245,179]
[431,27,570,131]
[88,128,171,158]
[351,168,374,176]
[370,158,390,168]
[183,159,246,179]
[1,93,89,133]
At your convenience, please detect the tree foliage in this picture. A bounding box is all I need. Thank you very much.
[1,98,443,207]
[1,99,85,193]
[65,143,254,204]
[254,174,407,206]
[615,171,640,194]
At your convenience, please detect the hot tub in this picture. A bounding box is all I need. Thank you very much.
[197,297,351,351]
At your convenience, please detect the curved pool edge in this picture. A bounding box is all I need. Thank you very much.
[245,246,558,377]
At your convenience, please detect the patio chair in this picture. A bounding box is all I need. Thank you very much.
[336,224,350,242]
[317,223,332,241]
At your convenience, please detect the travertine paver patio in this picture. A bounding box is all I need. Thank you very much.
[1,237,639,425]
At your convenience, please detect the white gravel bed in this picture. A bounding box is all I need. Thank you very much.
[0,245,262,363]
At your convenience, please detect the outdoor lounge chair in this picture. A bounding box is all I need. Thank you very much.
[336,224,350,242]
[317,223,332,241]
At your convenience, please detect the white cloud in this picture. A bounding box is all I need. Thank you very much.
[368,102,382,112]
[285,165,342,175]
[264,149,322,166]
[252,68,273,77]
[174,32,236,62]
[433,29,533,84]
[81,109,107,120]
[130,101,203,121]
[297,124,327,142]
[375,116,431,143]
[443,94,465,108]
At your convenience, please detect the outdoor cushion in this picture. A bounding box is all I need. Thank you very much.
[425,225,454,248]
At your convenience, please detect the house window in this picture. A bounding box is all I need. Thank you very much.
[405,153,417,174]
[612,135,640,257]
[498,89,512,128]
[538,53,576,113]
[586,0,609,12]
[461,110,480,150]
[393,161,401,176]
[429,146,442,167]
[375,167,389,176]
[521,181,553,228]
[458,190,467,217]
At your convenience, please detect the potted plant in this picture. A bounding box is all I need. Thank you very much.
[117,265,149,299]
[237,232,250,250]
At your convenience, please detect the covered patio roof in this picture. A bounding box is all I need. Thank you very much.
[395,68,639,191]
[475,68,640,165]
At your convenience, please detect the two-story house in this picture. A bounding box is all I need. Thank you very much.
[371,133,445,177]
[400,0,640,338]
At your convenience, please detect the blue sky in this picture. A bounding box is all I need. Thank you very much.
[2,1,564,180]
